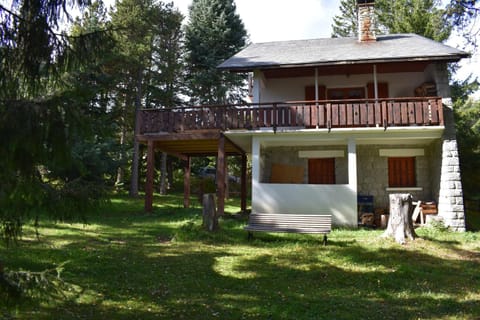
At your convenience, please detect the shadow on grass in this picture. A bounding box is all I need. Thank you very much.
[2,194,479,319]
[7,236,478,320]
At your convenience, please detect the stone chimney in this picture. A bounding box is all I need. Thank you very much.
[357,0,376,42]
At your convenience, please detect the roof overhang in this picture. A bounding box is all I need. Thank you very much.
[218,34,470,73]
[219,55,467,73]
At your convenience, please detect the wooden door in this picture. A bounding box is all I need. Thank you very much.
[305,85,326,101]
[367,82,389,98]
[308,158,336,184]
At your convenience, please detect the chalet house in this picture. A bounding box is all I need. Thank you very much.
[139,0,469,231]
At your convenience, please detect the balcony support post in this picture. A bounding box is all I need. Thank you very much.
[373,64,378,100]
[216,134,226,216]
[183,156,191,208]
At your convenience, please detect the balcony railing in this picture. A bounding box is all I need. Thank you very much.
[139,97,443,134]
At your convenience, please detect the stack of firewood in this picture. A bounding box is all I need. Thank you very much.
[414,82,437,97]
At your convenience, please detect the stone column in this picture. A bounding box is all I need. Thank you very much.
[437,103,466,231]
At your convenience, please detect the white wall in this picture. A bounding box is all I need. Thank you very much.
[251,136,358,227]
[256,69,435,102]
[252,183,357,226]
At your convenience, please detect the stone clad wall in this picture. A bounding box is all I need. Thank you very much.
[257,132,466,231]
[356,145,433,210]
[260,146,348,183]
[437,104,466,231]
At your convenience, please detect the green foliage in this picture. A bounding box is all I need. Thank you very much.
[444,0,480,48]
[331,0,452,41]
[376,0,451,41]
[453,93,480,200]
[1,262,73,306]
[331,0,358,38]
[109,0,185,195]
[0,0,120,243]
[185,0,248,104]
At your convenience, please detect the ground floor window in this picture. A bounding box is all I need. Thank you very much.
[388,157,416,187]
[308,158,336,184]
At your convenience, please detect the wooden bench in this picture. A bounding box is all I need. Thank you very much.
[244,213,332,245]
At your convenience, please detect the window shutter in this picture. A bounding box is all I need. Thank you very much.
[309,158,336,184]
[388,157,415,187]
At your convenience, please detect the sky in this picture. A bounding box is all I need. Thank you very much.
[170,0,479,94]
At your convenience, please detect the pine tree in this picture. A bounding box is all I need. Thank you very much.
[331,0,358,38]
[0,0,111,243]
[445,0,479,48]
[110,0,184,196]
[376,0,450,42]
[331,0,451,42]
[185,0,248,105]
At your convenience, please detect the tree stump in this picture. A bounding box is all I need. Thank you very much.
[383,193,416,244]
[202,193,218,232]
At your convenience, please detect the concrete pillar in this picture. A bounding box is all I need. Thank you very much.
[348,137,358,193]
[251,137,261,214]
[240,154,247,213]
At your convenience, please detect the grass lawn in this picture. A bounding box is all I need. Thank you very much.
[1,193,480,319]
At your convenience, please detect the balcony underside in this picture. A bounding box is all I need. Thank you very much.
[138,130,244,157]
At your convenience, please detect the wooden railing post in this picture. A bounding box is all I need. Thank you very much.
[382,100,388,130]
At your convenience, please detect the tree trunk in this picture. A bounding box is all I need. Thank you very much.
[159,152,167,195]
[129,70,143,197]
[383,193,416,244]
[167,157,173,191]
[115,119,126,188]
[202,193,218,232]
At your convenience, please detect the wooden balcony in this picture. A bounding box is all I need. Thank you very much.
[139,97,443,135]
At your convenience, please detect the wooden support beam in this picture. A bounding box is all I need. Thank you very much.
[217,134,225,216]
[145,139,155,212]
[183,156,191,208]
[241,153,247,213]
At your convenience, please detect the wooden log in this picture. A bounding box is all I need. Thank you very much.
[382,193,416,244]
[380,214,389,229]
[202,193,218,232]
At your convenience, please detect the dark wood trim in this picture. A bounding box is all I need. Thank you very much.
[145,140,155,212]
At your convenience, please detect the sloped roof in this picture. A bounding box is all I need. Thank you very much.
[218,34,469,71]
